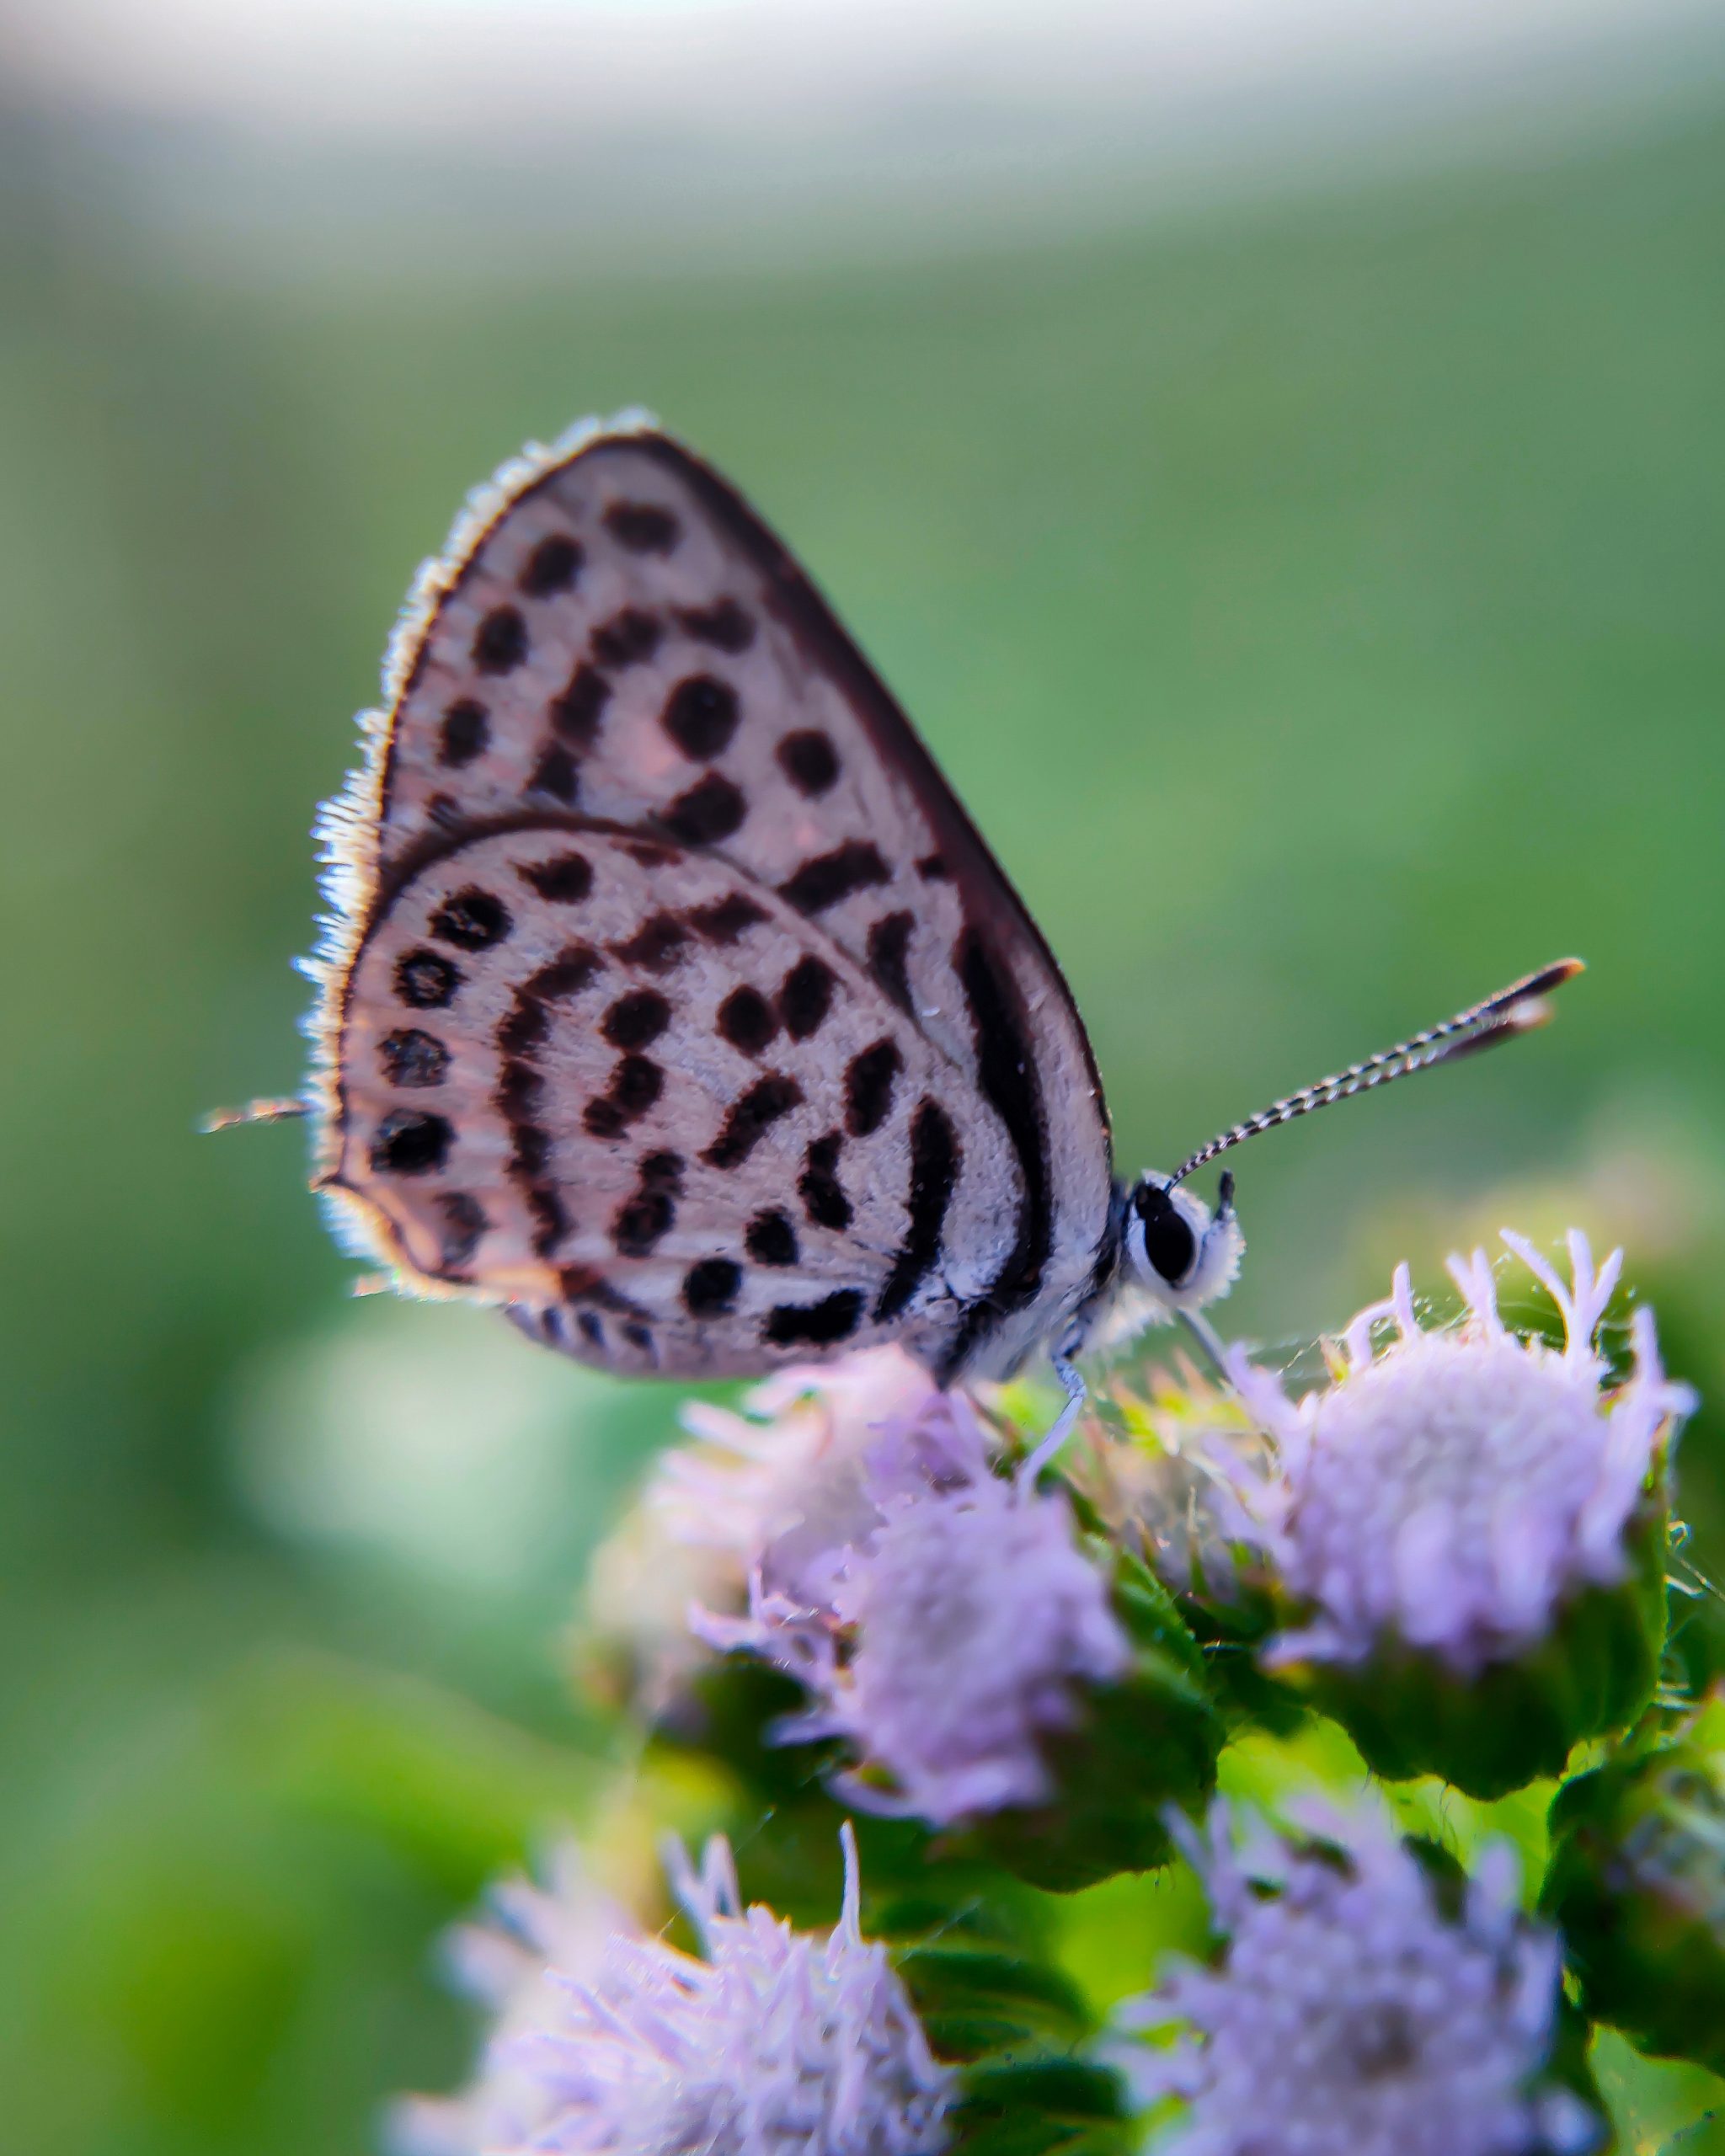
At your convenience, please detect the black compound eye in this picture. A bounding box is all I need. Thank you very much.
[1134,1182,1198,1286]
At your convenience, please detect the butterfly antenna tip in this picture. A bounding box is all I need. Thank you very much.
[1169,957,1585,1184]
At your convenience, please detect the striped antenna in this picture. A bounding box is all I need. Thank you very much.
[1168,958,1584,1186]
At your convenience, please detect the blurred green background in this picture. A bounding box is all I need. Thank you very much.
[5,7,1725,2147]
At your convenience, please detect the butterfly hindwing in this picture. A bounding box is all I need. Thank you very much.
[315,420,1114,1380]
[329,820,1029,1377]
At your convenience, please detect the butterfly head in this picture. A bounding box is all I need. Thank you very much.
[1120,1169,1243,1316]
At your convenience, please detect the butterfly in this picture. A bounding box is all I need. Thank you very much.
[257,414,1577,1443]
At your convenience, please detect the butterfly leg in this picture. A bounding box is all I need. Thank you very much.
[1176,1307,1231,1383]
[1017,1346,1087,1489]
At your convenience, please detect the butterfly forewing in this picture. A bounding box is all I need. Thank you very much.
[315,420,1114,1380]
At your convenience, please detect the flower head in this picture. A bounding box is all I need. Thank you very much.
[398,1825,952,2156]
[786,1461,1133,1823]
[689,1354,1130,1825]
[582,1348,983,1719]
[1114,1801,1598,2156]
[662,1345,990,1623]
[1227,1230,1691,1675]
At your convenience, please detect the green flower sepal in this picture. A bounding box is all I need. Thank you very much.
[881,1874,1134,2156]
[1281,1503,1669,1800]
[1542,1688,1725,2074]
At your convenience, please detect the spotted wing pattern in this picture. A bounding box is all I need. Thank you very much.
[312,419,1114,1381]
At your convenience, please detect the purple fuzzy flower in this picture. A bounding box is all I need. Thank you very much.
[665,1345,991,1624]
[583,1348,985,1720]
[396,1825,950,2156]
[1223,1230,1692,1674]
[698,1389,1130,1823]
[1113,1801,1599,2156]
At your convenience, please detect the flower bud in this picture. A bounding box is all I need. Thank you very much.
[1542,1689,1725,2074]
[1067,1358,1295,1732]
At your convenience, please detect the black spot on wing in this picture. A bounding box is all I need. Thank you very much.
[702,1072,802,1169]
[612,1173,676,1257]
[517,851,593,902]
[779,841,889,915]
[605,501,680,552]
[745,1210,798,1267]
[473,606,528,674]
[798,1131,852,1230]
[688,893,770,945]
[611,914,690,973]
[556,1264,651,1319]
[844,1039,901,1138]
[778,955,835,1041]
[763,1290,863,1348]
[916,853,949,882]
[662,772,745,846]
[437,1192,489,1267]
[716,985,778,1057]
[613,1059,665,1115]
[683,1258,741,1316]
[379,1027,450,1088]
[602,988,671,1050]
[777,729,840,798]
[584,1055,663,1139]
[662,675,740,760]
[395,949,461,1009]
[439,699,489,767]
[591,608,662,669]
[370,1108,451,1177]
[867,912,915,1016]
[526,1183,569,1257]
[496,1059,542,1121]
[525,945,603,1001]
[496,995,547,1056]
[510,1124,548,1178]
[611,1193,671,1258]
[430,888,512,951]
[677,599,754,651]
[549,663,610,749]
[507,1304,562,1351]
[519,532,582,596]
[529,743,579,803]
[874,1100,959,1322]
